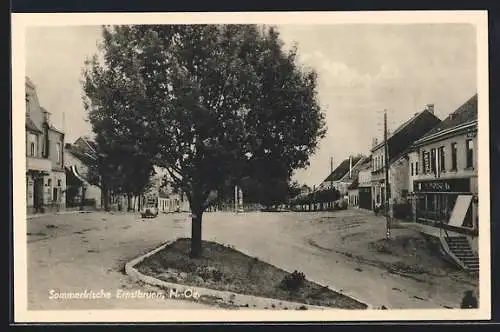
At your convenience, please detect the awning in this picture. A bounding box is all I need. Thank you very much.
[65,165,87,184]
[448,195,473,227]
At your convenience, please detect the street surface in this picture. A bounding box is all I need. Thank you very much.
[25,209,476,310]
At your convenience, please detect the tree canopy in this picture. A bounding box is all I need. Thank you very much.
[82,24,326,257]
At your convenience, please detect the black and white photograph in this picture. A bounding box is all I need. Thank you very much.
[12,11,490,322]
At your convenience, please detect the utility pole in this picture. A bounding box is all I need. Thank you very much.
[234,185,238,214]
[330,157,333,209]
[384,109,391,239]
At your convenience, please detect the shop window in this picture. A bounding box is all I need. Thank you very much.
[466,139,474,168]
[53,188,58,202]
[451,142,457,170]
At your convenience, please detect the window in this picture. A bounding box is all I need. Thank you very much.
[56,142,61,163]
[466,139,474,168]
[451,142,457,170]
[415,161,419,175]
[411,163,414,176]
[28,133,37,157]
[439,146,446,172]
[430,148,436,174]
[421,150,426,174]
[57,179,62,187]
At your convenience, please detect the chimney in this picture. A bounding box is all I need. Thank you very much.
[425,104,435,114]
[43,109,52,125]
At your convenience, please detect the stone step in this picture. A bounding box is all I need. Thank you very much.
[453,251,478,258]
[456,255,478,259]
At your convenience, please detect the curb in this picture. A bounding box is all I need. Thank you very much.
[125,239,373,310]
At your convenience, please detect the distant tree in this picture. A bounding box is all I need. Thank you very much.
[82,25,326,257]
[288,181,302,200]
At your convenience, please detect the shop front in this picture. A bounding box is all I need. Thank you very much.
[413,177,477,235]
[358,186,372,210]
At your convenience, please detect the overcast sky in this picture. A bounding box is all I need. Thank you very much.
[26,24,477,187]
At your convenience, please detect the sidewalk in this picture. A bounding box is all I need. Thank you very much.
[27,210,94,220]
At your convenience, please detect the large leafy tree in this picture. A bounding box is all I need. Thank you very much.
[82,24,326,257]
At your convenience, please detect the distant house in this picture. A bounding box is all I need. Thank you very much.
[64,137,102,209]
[370,105,441,212]
[147,166,190,213]
[318,155,366,195]
[354,156,372,210]
[314,155,367,210]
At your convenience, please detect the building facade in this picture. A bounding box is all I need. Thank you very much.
[26,77,66,214]
[357,157,372,210]
[370,106,441,214]
[316,155,367,210]
[347,178,359,207]
[64,137,102,209]
[409,94,478,238]
[149,166,190,213]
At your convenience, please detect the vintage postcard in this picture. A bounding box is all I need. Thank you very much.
[11,11,490,323]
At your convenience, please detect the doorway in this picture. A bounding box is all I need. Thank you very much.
[33,177,44,212]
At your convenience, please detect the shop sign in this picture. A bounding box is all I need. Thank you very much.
[423,151,431,174]
[414,178,470,193]
[466,130,477,138]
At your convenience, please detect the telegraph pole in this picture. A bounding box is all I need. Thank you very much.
[384,109,391,239]
[234,185,238,214]
[330,157,333,209]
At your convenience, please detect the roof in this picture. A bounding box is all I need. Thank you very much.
[416,94,477,142]
[49,124,64,134]
[322,156,363,183]
[372,109,441,161]
[26,117,42,133]
[65,144,97,166]
[25,76,35,88]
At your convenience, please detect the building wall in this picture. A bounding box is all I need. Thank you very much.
[64,151,102,209]
[348,188,359,206]
[49,129,64,171]
[410,131,477,185]
[409,126,478,234]
[358,168,371,186]
[26,78,68,213]
[26,79,44,129]
[389,157,410,203]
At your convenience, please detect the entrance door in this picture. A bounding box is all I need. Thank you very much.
[33,177,44,212]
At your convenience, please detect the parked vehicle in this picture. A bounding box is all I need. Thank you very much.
[141,198,158,218]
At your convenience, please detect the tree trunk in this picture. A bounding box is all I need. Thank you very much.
[127,194,133,211]
[103,186,110,212]
[190,209,203,258]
